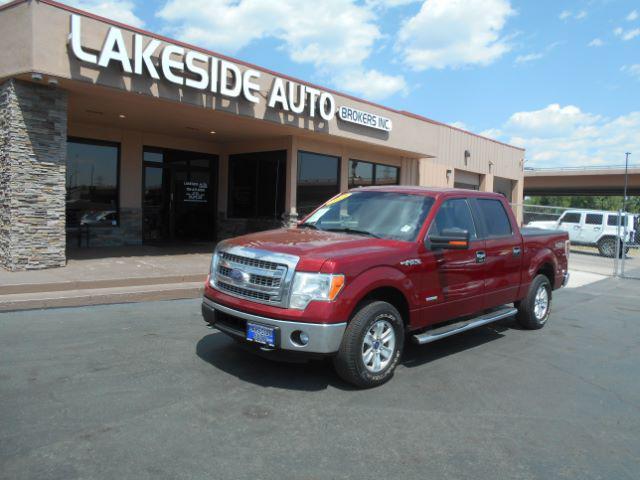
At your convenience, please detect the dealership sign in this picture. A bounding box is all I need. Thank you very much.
[68,15,391,131]
[338,106,392,132]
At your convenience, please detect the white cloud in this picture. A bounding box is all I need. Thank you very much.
[156,0,406,99]
[588,38,604,47]
[627,10,638,21]
[365,0,420,8]
[60,0,144,27]
[482,104,640,168]
[449,121,469,130]
[515,52,543,64]
[396,0,515,70]
[559,10,572,20]
[614,26,640,41]
[334,69,408,100]
[559,10,588,21]
[621,64,640,80]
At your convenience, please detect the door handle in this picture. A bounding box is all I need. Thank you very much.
[476,251,486,263]
[513,246,521,257]
[573,225,580,229]
[594,227,601,231]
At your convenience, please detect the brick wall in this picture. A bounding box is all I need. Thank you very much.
[0,79,68,271]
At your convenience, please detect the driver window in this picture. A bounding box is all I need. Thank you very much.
[428,199,477,239]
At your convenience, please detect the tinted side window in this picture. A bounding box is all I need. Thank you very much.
[429,199,477,240]
[585,214,603,225]
[560,212,581,224]
[607,215,627,227]
[477,199,513,237]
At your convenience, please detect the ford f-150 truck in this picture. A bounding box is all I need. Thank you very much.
[202,187,570,388]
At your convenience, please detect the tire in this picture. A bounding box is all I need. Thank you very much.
[333,301,404,388]
[597,237,617,257]
[516,274,551,330]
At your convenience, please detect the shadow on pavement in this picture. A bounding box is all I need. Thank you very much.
[402,320,511,368]
[197,320,514,389]
[195,332,353,391]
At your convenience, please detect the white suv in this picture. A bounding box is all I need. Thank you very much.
[527,209,637,257]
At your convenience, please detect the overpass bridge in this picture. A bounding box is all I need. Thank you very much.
[524,165,640,196]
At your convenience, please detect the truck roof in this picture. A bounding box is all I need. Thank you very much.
[348,185,507,200]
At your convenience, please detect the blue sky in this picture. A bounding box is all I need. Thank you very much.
[19,0,640,167]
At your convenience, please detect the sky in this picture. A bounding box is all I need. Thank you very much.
[8,0,639,168]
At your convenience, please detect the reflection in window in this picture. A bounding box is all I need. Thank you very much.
[228,151,286,219]
[297,151,340,216]
[66,139,119,228]
[348,159,399,189]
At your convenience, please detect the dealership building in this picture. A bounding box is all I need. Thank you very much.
[0,0,525,271]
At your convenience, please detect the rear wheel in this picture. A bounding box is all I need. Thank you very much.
[333,301,404,388]
[516,274,551,330]
[598,237,623,257]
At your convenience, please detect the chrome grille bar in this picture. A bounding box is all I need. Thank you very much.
[211,245,300,307]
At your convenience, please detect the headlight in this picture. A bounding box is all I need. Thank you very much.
[288,272,345,310]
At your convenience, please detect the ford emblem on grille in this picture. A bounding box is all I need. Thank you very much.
[229,268,250,283]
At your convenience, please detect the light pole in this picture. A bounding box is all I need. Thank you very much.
[620,152,631,277]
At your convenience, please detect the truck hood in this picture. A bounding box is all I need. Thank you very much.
[221,228,410,272]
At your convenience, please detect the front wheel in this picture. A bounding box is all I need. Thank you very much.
[516,274,551,330]
[333,301,404,388]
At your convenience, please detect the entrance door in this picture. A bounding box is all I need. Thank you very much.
[143,148,218,243]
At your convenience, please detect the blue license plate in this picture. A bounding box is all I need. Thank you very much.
[246,322,276,347]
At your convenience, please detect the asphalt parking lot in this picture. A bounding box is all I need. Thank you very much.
[1,278,639,480]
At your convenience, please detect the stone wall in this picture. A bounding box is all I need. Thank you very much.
[0,79,67,271]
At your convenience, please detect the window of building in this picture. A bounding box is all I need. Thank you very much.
[585,214,603,225]
[477,199,513,237]
[228,151,286,219]
[66,138,120,228]
[348,159,400,189]
[297,151,340,216]
[560,212,582,224]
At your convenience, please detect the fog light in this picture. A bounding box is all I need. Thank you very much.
[291,330,309,347]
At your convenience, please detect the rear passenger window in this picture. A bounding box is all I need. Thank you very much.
[429,199,477,239]
[477,199,512,237]
[585,214,603,225]
[560,212,581,224]
[607,215,627,227]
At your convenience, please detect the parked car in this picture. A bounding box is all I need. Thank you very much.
[202,187,570,388]
[527,209,636,257]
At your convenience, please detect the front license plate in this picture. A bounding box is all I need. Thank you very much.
[246,322,276,347]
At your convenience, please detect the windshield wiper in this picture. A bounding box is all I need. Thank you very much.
[325,227,381,238]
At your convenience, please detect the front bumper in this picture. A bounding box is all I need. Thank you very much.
[562,271,570,287]
[202,297,346,354]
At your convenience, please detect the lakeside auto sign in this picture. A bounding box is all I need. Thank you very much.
[68,14,392,132]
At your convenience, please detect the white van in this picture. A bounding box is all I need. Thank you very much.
[527,209,637,257]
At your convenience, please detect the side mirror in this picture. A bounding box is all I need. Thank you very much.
[428,228,470,250]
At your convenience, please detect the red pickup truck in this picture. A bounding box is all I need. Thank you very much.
[203,187,570,388]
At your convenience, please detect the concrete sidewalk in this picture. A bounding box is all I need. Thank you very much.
[0,245,214,311]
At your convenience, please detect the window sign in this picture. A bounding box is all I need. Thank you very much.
[183,181,208,203]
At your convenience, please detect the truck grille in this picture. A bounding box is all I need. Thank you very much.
[213,249,290,306]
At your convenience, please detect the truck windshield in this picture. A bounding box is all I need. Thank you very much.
[300,191,434,241]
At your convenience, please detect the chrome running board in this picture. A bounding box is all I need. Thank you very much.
[412,307,517,345]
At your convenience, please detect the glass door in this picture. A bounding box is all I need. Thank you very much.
[143,147,218,243]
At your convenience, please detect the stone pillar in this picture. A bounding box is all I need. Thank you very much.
[0,79,67,271]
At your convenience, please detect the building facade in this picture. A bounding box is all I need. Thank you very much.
[0,0,525,271]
